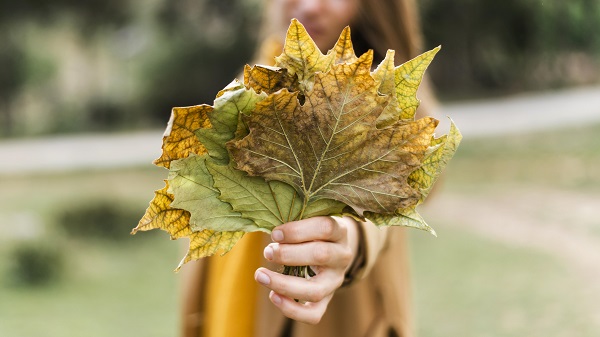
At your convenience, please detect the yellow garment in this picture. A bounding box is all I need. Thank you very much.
[202,232,265,337]
[202,37,279,337]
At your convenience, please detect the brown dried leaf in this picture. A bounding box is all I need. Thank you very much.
[230,51,438,214]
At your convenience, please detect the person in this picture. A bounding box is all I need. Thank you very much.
[181,1,436,336]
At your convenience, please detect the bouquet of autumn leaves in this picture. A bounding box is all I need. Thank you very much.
[132,19,462,272]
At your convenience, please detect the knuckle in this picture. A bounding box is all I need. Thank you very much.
[307,305,327,325]
[306,284,327,302]
[286,224,301,240]
[340,246,353,266]
[279,302,306,321]
[312,244,331,265]
[320,217,337,239]
[307,314,322,325]
[280,301,302,320]
[333,274,345,288]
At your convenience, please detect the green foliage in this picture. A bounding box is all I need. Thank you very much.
[57,201,142,241]
[420,0,600,97]
[0,0,133,31]
[1,0,598,137]
[0,40,27,137]
[84,99,134,132]
[7,241,64,287]
[140,0,261,124]
[447,123,600,191]
[0,0,261,138]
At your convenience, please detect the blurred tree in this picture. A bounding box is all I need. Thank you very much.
[0,0,133,32]
[1,0,598,136]
[57,201,142,241]
[420,0,600,98]
[0,0,135,137]
[0,37,27,137]
[139,0,261,124]
[0,0,263,137]
[8,241,64,286]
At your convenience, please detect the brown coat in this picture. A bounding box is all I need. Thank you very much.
[181,223,414,337]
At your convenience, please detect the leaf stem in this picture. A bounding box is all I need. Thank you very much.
[297,196,309,220]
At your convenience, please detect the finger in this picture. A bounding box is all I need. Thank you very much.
[269,291,332,325]
[272,216,346,244]
[264,242,353,269]
[255,267,342,303]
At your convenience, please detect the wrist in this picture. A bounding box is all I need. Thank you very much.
[334,216,365,286]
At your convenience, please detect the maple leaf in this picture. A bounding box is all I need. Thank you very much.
[153,105,211,169]
[364,121,462,235]
[168,153,346,234]
[274,20,335,91]
[133,19,461,270]
[134,81,264,268]
[207,161,347,230]
[168,154,258,232]
[197,80,266,164]
[373,47,440,127]
[243,64,298,95]
[132,181,244,271]
[229,50,438,215]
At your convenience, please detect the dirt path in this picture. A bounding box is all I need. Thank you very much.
[423,187,600,275]
[438,84,600,136]
[422,186,600,324]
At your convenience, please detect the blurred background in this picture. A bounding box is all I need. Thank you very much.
[0,0,599,336]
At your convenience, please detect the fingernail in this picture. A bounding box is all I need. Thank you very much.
[264,246,274,260]
[272,229,284,242]
[255,270,270,285]
[270,291,282,305]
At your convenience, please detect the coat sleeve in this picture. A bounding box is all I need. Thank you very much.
[343,219,389,285]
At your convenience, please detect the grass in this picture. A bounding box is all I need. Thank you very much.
[0,235,181,337]
[410,227,596,337]
[0,122,598,336]
[445,123,600,191]
[0,167,182,337]
[408,122,600,336]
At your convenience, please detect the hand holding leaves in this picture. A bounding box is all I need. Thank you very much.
[132,19,461,270]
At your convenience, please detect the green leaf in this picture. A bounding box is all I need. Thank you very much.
[133,180,244,270]
[395,46,441,121]
[365,208,436,236]
[207,161,348,232]
[302,198,348,219]
[207,161,301,231]
[196,80,266,165]
[168,154,259,232]
[135,19,460,269]
[409,119,462,204]
[374,47,441,127]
